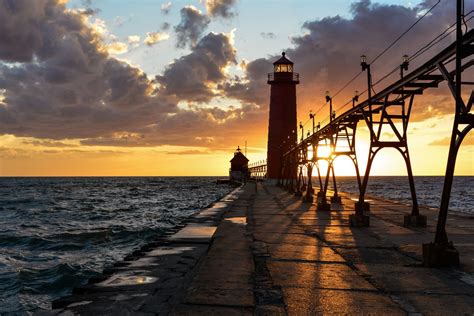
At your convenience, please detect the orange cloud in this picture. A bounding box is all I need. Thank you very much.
[429,136,474,146]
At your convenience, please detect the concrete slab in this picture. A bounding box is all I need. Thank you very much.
[282,287,405,315]
[50,182,474,315]
[169,225,217,242]
[267,244,345,262]
[268,261,375,290]
[184,286,254,307]
[173,304,253,315]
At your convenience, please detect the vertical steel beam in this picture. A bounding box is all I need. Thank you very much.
[434,0,463,245]
[316,161,324,192]
[404,149,419,216]
[423,0,468,267]
[303,163,314,202]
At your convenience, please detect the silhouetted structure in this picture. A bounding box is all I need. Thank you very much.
[266,52,299,182]
[278,0,472,267]
[229,146,249,182]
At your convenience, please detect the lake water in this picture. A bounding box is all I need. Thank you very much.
[0,177,233,314]
[0,176,472,313]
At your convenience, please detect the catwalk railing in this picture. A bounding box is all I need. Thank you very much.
[248,160,267,180]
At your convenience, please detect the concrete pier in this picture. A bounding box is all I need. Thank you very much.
[47,182,473,315]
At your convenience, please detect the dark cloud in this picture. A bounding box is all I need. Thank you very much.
[79,0,100,15]
[224,0,465,125]
[157,32,237,102]
[0,0,176,140]
[260,32,275,39]
[0,0,254,149]
[1,0,468,151]
[161,22,170,31]
[205,0,237,19]
[174,6,210,48]
[219,58,272,107]
[80,103,267,148]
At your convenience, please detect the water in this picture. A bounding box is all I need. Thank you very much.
[0,177,234,314]
[0,176,472,313]
[324,176,473,215]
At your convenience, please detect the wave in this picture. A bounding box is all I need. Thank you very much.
[0,176,232,313]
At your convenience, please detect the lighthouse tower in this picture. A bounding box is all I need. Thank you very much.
[266,52,299,181]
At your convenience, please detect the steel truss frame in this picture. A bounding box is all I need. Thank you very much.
[279,19,473,265]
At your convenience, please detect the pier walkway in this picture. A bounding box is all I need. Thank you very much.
[49,182,473,315]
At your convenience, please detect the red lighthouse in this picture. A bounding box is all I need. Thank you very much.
[266,52,299,181]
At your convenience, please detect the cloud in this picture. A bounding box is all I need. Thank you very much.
[144,31,170,46]
[1,0,465,152]
[0,0,259,149]
[107,41,128,54]
[127,35,141,48]
[260,32,276,39]
[174,6,210,48]
[219,57,272,106]
[161,1,172,14]
[79,102,267,148]
[205,0,237,19]
[165,149,212,155]
[128,35,140,44]
[161,22,171,31]
[0,147,33,158]
[0,0,177,140]
[223,0,463,125]
[112,16,129,27]
[156,32,237,102]
[22,139,78,148]
[77,0,100,15]
[429,136,474,146]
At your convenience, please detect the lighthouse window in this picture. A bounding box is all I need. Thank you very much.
[274,64,293,72]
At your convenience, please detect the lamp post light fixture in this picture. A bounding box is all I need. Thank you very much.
[360,55,368,70]
[360,55,373,104]
[352,90,359,107]
[400,54,409,78]
[309,110,315,133]
[299,121,304,142]
[325,91,333,122]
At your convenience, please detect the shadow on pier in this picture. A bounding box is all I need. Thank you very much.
[48,182,474,315]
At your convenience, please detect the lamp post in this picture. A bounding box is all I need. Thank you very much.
[309,110,315,133]
[400,54,409,78]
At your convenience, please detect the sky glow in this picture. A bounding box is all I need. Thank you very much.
[0,0,472,176]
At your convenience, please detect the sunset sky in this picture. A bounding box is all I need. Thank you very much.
[0,0,472,176]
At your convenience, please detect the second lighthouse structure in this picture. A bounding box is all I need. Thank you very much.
[266,52,299,182]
